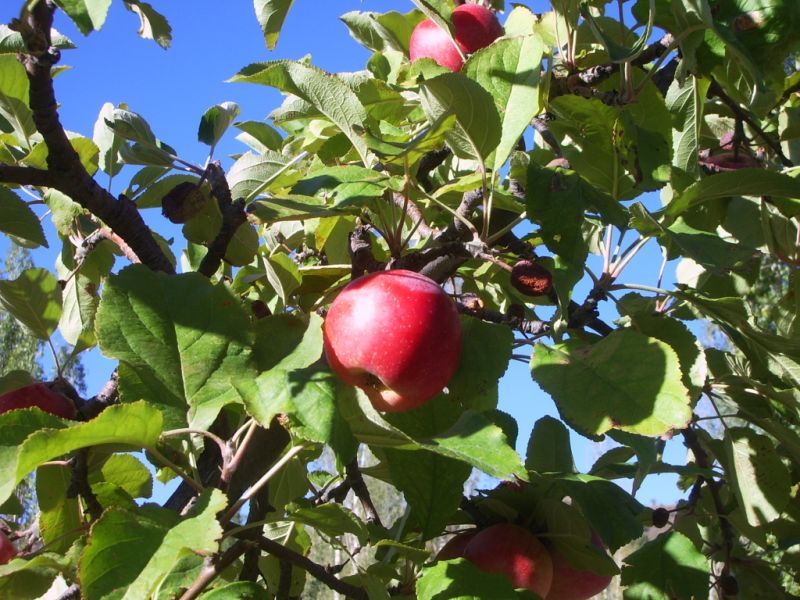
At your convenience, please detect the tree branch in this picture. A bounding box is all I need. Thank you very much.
[17,2,174,274]
[179,540,253,600]
[0,164,54,187]
[709,80,794,168]
[250,534,369,599]
[346,458,383,528]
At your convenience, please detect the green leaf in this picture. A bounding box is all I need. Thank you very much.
[340,391,526,480]
[289,504,368,544]
[0,553,70,599]
[384,447,471,540]
[104,108,158,146]
[121,490,226,599]
[0,25,75,54]
[95,266,254,429]
[531,329,692,438]
[93,102,124,177]
[419,72,501,162]
[58,272,98,350]
[621,532,710,599]
[340,10,421,55]
[198,101,240,150]
[265,252,302,303]
[464,35,544,171]
[581,0,654,63]
[53,0,112,34]
[230,61,370,165]
[666,169,800,218]
[253,0,295,50]
[234,120,284,153]
[525,416,575,473]
[36,464,82,553]
[446,317,513,411]
[123,1,172,49]
[79,508,170,600]
[557,475,645,553]
[24,133,100,176]
[199,582,270,599]
[665,75,710,181]
[0,267,61,340]
[417,559,539,600]
[89,454,153,500]
[0,402,163,506]
[0,186,46,248]
[227,150,289,200]
[724,427,791,527]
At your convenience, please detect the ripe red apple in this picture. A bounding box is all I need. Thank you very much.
[545,531,613,600]
[323,269,462,412]
[0,531,16,565]
[462,523,553,596]
[436,530,476,561]
[0,383,76,419]
[409,4,504,71]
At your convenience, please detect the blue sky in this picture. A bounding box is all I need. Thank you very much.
[0,1,688,506]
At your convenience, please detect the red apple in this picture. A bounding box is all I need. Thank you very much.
[546,531,613,600]
[436,530,476,561]
[463,523,553,596]
[0,383,76,419]
[0,531,16,565]
[409,4,504,71]
[323,269,462,412]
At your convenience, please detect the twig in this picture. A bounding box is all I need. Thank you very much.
[147,447,204,494]
[709,80,793,168]
[66,450,102,521]
[178,540,253,600]
[345,459,383,528]
[250,534,369,599]
[416,148,450,192]
[220,445,305,525]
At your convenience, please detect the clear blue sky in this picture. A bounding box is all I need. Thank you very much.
[0,1,686,505]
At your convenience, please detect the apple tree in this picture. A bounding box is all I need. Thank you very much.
[1,0,799,598]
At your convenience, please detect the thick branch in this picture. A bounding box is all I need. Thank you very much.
[0,164,54,187]
[250,534,369,599]
[457,299,550,337]
[18,2,174,274]
[197,199,247,277]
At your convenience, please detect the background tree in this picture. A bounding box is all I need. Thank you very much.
[0,1,799,599]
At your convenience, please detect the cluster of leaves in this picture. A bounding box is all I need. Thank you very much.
[0,0,799,598]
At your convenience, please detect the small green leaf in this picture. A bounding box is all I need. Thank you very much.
[198,101,240,150]
[419,72,501,162]
[289,504,368,544]
[123,1,172,49]
[724,427,791,527]
[230,61,370,165]
[526,416,575,473]
[253,0,295,50]
[0,268,61,340]
[621,532,710,599]
[667,169,800,218]
[0,186,47,248]
[0,553,70,599]
[53,0,112,35]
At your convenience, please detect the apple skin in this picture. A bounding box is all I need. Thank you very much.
[0,531,16,565]
[545,531,613,600]
[0,383,76,420]
[409,4,504,71]
[436,530,476,561]
[463,523,554,596]
[323,270,462,413]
